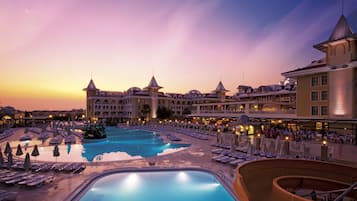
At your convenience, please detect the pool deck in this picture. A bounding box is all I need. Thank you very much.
[0,128,236,201]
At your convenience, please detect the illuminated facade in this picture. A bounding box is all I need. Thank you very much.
[190,80,296,119]
[190,15,357,139]
[83,76,232,123]
[282,15,357,135]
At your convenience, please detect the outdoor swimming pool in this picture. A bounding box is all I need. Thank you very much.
[20,127,190,162]
[76,170,236,201]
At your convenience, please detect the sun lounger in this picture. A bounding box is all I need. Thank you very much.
[5,174,36,185]
[34,163,52,172]
[72,163,86,174]
[215,156,231,162]
[18,175,46,186]
[219,157,236,164]
[0,172,29,183]
[211,148,224,154]
[229,159,244,166]
[26,175,54,187]
[0,172,17,179]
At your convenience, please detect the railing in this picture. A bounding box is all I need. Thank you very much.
[334,181,357,201]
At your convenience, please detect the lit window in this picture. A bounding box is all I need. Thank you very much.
[312,106,318,115]
[321,74,328,85]
[321,106,328,115]
[321,91,328,100]
[311,91,318,101]
[312,76,319,86]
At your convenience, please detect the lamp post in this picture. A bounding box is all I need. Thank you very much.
[217,129,221,144]
[321,140,328,161]
[283,136,290,156]
[255,133,261,151]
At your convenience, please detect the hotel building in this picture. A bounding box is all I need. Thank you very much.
[84,15,356,141]
[84,76,233,123]
[191,15,357,138]
[282,15,357,134]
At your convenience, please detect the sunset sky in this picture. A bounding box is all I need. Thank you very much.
[1,0,357,110]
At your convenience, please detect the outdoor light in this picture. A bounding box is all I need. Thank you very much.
[322,140,327,145]
[285,136,289,141]
[257,133,261,137]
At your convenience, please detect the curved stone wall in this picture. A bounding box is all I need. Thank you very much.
[234,159,357,201]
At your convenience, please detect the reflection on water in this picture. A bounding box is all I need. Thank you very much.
[12,127,190,162]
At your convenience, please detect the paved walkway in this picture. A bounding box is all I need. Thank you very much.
[1,127,357,201]
[0,128,236,201]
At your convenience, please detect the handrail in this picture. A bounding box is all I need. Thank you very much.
[334,181,357,201]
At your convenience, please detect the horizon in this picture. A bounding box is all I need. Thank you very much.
[1,0,357,110]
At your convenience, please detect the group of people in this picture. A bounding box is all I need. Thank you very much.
[263,127,355,145]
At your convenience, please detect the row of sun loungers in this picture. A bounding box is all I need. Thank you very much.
[174,129,209,140]
[136,125,211,141]
[1,159,86,174]
[49,136,63,145]
[165,133,182,141]
[211,150,261,166]
[0,170,54,187]
[0,129,17,141]
[32,162,86,174]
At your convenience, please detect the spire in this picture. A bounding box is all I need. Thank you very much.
[146,76,162,89]
[83,79,97,91]
[214,81,229,92]
[328,15,353,41]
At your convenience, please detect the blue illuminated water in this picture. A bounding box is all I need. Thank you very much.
[79,170,235,201]
[81,127,190,161]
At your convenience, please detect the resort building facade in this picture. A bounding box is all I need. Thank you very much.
[84,76,233,123]
[84,15,356,141]
[190,15,356,139]
[282,15,357,135]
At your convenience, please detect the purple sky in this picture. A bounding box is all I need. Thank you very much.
[1,0,356,110]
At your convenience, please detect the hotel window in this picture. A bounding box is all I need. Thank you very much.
[312,76,318,86]
[311,91,318,101]
[321,106,328,115]
[321,91,328,100]
[321,74,328,85]
[312,106,318,115]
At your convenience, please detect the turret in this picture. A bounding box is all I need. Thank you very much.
[313,15,357,65]
[144,76,162,119]
[214,81,229,102]
[83,79,99,121]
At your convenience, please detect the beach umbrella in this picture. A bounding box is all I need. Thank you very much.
[53,145,60,162]
[31,145,40,161]
[24,153,31,171]
[0,148,3,166]
[67,143,71,155]
[7,152,13,169]
[4,142,11,155]
[16,144,23,156]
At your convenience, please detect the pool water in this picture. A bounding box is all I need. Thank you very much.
[28,127,190,162]
[81,127,190,161]
[79,170,236,201]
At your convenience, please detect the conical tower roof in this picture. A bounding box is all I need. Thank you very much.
[314,15,356,51]
[146,76,162,89]
[214,81,229,92]
[329,15,353,41]
[83,79,97,91]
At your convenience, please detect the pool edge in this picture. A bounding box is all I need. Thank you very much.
[64,167,239,201]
